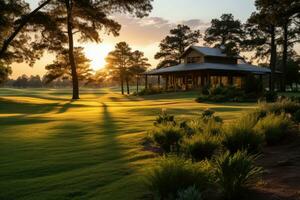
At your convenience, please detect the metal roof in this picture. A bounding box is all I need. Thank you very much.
[144,62,271,75]
[180,46,242,58]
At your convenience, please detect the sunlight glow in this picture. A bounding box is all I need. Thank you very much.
[84,44,114,71]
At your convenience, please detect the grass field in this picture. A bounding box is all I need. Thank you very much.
[0,88,258,200]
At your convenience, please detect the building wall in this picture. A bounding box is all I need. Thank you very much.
[184,50,204,64]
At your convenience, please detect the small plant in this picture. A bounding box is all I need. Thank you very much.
[255,113,292,145]
[223,115,264,153]
[177,186,203,200]
[182,134,221,161]
[294,109,300,123]
[154,109,176,126]
[150,125,184,153]
[200,109,223,123]
[145,157,212,200]
[213,151,263,200]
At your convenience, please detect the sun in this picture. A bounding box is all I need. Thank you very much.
[84,43,114,71]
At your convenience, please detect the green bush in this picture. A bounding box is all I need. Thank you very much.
[259,99,300,115]
[294,109,300,123]
[150,125,184,153]
[136,87,163,96]
[196,85,257,103]
[154,110,176,126]
[255,113,292,145]
[213,151,263,200]
[222,115,264,153]
[177,186,202,200]
[201,84,210,95]
[145,157,212,200]
[200,109,223,123]
[182,134,221,161]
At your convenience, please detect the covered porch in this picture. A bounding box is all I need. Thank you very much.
[142,70,268,92]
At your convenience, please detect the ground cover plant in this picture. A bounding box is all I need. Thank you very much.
[145,99,299,200]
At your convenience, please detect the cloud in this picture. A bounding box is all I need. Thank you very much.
[103,15,210,46]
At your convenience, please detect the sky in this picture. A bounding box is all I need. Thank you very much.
[11,0,256,79]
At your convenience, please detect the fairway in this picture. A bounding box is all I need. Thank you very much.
[0,88,257,200]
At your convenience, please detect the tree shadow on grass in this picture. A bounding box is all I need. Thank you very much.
[0,98,60,115]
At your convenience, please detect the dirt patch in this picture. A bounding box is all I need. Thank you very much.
[255,130,300,200]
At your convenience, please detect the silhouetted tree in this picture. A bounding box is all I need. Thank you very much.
[41,0,153,99]
[155,24,201,69]
[0,62,12,85]
[44,47,92,84]
[244,0,280,91]
[106,42,132,95]
[127,50,150,94]
[0,0,51,64]
[27,75,43,88]
[13,74,29,88]
[204,14,244,56]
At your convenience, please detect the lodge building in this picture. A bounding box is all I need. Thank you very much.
[143,46,271,91]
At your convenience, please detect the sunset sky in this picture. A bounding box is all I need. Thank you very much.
[11,0,256,78]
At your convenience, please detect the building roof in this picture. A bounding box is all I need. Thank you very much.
[180,46,242,58]
[144,62,271,75]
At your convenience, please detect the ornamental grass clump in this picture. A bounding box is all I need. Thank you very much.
[150,125,184,153]
[145,156,212,200]
[255,113,292,145]
[181,133,221,161]
[222,114,264,153]
[259,99,300,116]
[213,151,263,200]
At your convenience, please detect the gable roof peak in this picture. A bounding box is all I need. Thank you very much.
[181,45,241,58]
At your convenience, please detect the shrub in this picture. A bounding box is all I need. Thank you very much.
[177,186,202,200]
[150,125,184,153]
[213,151,263,200]
[145,157,212,200]
[255,113,292,145]
[136,87,163,96]
[294,109,300,123]
[200,109,223,123]
[222,115,264,153]
[182,134,221,161]
[259,99,300,115]
[154,109,176,126]
[201,84,210,95]
[196,85,257,103]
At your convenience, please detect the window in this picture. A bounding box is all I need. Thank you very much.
[187,57,202,63]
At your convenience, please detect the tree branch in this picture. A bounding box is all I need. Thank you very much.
[0,0,52,59]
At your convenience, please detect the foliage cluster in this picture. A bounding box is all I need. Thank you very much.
[145,100,299,200]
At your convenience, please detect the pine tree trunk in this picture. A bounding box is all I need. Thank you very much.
[66,0,79,100]
[281,21,288,92]
[269,25,277,92]
[126,78,130,95]
[0,0,51,59]
[121,75,124,95]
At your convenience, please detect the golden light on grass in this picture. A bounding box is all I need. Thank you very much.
[84,43,114,71]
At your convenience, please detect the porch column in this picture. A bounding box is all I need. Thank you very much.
[145,75,148,90]
[228,76,233,85]
[165,75,169,90]
[158,75,161,88]
[136,75,139,93]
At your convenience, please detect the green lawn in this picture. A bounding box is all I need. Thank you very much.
[0,88,257,200]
